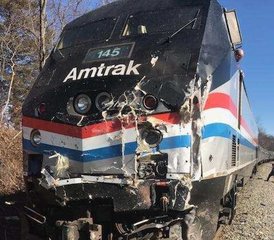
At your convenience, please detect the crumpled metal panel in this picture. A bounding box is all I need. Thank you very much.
[197,0,231,80]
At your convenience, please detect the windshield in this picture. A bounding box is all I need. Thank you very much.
[122,7,201,37]
[57,18,117,49]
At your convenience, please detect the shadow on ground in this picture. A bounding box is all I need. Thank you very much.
[0,192,26,240]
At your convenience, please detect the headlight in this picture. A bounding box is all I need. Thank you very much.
[142,129,163,147]
[95,92,112,111]
[74,94,92,114]
[30,130,41,146]
[143,94,158,110]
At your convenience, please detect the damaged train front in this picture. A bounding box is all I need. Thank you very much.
[21,3,206,238]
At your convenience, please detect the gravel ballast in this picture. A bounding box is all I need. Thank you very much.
[218,162,274,240]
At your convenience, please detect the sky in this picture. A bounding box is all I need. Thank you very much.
[219,0,274,135]
[89,0,274,135]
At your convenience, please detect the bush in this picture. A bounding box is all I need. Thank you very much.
[0,125,24,195]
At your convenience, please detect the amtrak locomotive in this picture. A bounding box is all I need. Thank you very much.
[22,0,261,239]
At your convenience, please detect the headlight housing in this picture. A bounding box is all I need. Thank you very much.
[74,94,92,114]
[142,129,163,148]
[143,94,158,110]
[30,130,41,146]
[95,92,112,111]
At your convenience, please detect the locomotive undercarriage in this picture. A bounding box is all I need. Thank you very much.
[23,153,259,240]
[25,178,195,239]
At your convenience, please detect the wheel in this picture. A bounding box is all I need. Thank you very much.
[218,184,237,226]
[229,185,237,224]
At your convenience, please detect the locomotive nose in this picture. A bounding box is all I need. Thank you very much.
[22,114,139,178]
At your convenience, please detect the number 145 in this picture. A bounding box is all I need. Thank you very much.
[97,48,121,58]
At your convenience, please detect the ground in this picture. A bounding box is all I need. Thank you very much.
[217,162,274,240]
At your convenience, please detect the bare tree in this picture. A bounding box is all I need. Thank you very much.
[40,0,48,70]
[0,0,116,126]
[46,0,116,44]
[259,128,274,151]
[0,1,40,125]
[46,0,92,45]
[0,45,20,122]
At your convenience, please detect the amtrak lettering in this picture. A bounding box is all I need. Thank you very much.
[63,60,141,82]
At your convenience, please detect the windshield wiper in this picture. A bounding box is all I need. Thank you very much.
[159,9,201,45]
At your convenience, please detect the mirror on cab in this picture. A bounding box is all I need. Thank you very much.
[224,10,242,46]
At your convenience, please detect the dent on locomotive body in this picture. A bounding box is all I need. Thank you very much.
[22,0,247,238]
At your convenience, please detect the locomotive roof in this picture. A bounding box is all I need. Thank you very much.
[65,0,212,29]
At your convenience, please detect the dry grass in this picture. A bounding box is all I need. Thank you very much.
[0,124,24,195]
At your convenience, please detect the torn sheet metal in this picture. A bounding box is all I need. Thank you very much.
[40,168,57,189]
